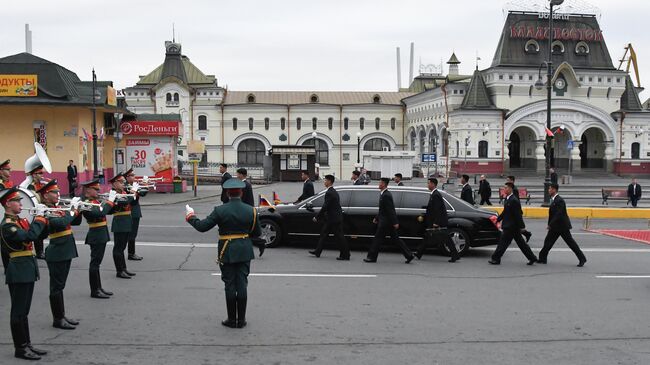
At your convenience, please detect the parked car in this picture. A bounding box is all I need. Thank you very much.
[258,185,500,256]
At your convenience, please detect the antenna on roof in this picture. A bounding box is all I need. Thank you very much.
[476,50,481,70]
[172,23,175,43]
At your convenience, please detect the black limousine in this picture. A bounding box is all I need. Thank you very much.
[258,185,500,256]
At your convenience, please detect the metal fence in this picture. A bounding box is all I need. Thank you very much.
[179,161,266,179]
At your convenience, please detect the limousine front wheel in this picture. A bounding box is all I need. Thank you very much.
[445,228,470,256]
[260,219,282,248]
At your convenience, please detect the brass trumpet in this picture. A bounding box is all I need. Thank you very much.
[59,198,103,212]
[99,192,136,199]
[22,206,74,217]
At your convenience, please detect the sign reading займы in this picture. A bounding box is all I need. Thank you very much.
[0,75,38,96]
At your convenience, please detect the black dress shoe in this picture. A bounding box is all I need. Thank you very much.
[258,245,265,258]
[99,288,113,296]
[124,269,136,276]
[91,290,110,299]
[308,250,320,258]
[52,319,75,330]
[414,252,422,260]
[577,259,586,267]
[128,254,143,261]
[237,319,247,328]
[15,346,41,360]
[523,231,532,243]
[27,344,47,356]
[526,259,537,266]
[448,257,458,263]
[221,319,237,328]
[116,271,131,279]
[64,317,79,326]
[488,260,500,265]
[405,255,415,264]
[336,257,350,261]
[363,258,376,263]
[537,260,547,264]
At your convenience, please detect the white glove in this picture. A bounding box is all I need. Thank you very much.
[185,204,194,217]
[130,182,140,193]
[70,197,82,210]
[107,190,118,203]
[34,203,47,217]
[142,176,150,183]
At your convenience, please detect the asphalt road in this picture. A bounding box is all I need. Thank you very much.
[1,198,650,364]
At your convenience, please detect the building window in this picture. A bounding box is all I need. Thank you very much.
[552,40,565,54]
[359,118,365,130]
[575,41,590,55]
[509,85,514,97]
[390,118,396,130]
[248,118,254,131]
[232,118,238,130]
[264,117,270,130]
[410,131,416,151]
[310,94,319,103]
[247,94,256,103]
[632,142,641,159]
[237,139,265,166]
[174,93,179,102]
[296,117,302,130]
[280,117,286,130]
[344,117,349,130]
[198,115,207,130]
[375,118,380,130]
[166,93,172,102]
[373,94,381,104]
[364,138,390,151]
[312,117,317,130]
[302,138,329,166]
[478,141,488,158]
[328,117,333,130]
[525,39,540,54]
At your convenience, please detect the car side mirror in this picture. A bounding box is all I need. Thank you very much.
[305,202,314,212]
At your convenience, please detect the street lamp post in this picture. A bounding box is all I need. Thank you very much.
[356,132,362,170]
[464,132,471,173]
[434,134,439,177]
[91,69,100,179]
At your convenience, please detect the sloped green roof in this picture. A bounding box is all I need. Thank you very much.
[620,75,643,111]
[137,56,215,86]
[460,69,497,110]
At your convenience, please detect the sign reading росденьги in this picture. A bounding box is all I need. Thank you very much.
[0,75,38,96]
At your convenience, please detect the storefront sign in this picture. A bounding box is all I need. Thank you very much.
[120,120,181,136]
[510,25,603,42]
[0,74,38,96]
[126,136,175,182]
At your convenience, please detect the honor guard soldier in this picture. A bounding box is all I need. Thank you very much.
[414,178,460,262]
[186,178,262,328]
[26,164,48,260]
[109,173,137,279]
[0,188,49,360]
[1,159,13,272]
[124,169,145,261]
[81,180,118,298]
[38,180,81,330]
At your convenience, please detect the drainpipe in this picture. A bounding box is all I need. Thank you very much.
[287,105,291,145]
[618,112,626,176]
[442,84,451,177]
[339,104,343,178]
[501,110,506,176]
[190,89,196,141]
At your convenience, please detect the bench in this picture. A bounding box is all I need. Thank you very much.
[498,187,531,205]
[601,188,630,205]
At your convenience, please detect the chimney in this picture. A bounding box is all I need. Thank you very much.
[396,47,402,90]
[25,24,32,54]
[409,42,415,85]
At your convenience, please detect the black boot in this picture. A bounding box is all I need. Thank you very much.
[221,298,237,328]
[59,294,79,326]
[115,254,131,279]
[122,256,135,276]
[236,298,247,328]
[23,317,47,356]
[97,273,113,296]
[50,294,75,330]
[13,320,41,360]
[90,271,110,299]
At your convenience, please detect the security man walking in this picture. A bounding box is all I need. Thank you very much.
[236,168,264,257]
[414,178,460,262]
[460,174,475,205]
[538,183,587,267]
[1,188,49,360]
[219,163,232,204]
[186,178,261,328]
[309,175,350,260]
[295,171,315,203]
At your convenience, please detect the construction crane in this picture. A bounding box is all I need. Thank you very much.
[618,43,641,88]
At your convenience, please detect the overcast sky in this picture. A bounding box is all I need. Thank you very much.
[1,0,648,99]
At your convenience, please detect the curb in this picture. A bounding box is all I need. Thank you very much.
[482,206,650,219]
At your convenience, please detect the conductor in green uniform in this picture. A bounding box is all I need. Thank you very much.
[185,178,261,328]
[0,188,49,360]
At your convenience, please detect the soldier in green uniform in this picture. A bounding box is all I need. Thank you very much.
[124,169,145,261]
[0,188,49,360]
[80,179,118,298]
[109,173,137,279]
[25,164,47,260]
[1,159,14,272]
[38,180,81,330]
[186,178,261,328]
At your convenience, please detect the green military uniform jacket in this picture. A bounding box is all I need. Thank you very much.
[82,199,115,245]
[44,207,79,262]
[1,214,47,284]
[110,190,135,233]
[187,198,262,264]
[129,187,148,219]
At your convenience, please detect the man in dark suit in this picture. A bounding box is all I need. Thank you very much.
[506,175,531,242]
[628,178,642,207]
[364,178,415,263]
[538,183,586,267]
[393,173,404,186]
[351,170,363,185]
[295,171,315,203]
[478,175,492,205]
[460,174,475,205]
[236,168,264,257]
[414,178,460,262]
[550,168,558,185]
[220,163,232,204]
[67,160,77,198]
[489,182,537,265]
[309,175,350,260]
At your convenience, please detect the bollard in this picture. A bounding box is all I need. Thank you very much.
[583,216,592,230]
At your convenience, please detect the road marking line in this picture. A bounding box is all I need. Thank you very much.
[596,275,650,279]
[210,273,377,278]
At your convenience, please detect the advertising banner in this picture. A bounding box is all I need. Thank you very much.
[126,137,175,182]
[0,75,38,96]
[121,120,180,136]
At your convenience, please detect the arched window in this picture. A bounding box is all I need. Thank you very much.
[410,131,416,151]
[479,140,488,158]
[344,117,349,130]
[575,41,590,55]
[247,94,256,103]
[364,138,390,151]
[632,142,641,159]
[552,41,565,55]
[280,117,286,130]
[428,132,437,153]
[310,94,319,103]
[232,118,238,130]
[419,130,426,156]
[264,117,270,130]
[375,118,380,130]
[390,118,396,130]
[373,94,381,104]
[166,93,172,102]
[173,93,179,102]
[525,39,540,54]
[359,118,365,130]
[296,118,302,130]
[248,118,254,131]
[198,115,207,131]
[237,139,265,166]
[312,117,317,130]
[302,138,329,166]
[328,118,333,130]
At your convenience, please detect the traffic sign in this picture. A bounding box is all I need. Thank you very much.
[188,153,202,162]
[421,153,437,163]
[567,140,574,149]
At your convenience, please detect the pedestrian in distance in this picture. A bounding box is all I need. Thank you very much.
[394,173,404,186]
[295,171,315,203]
[538,183,587,267]
[66,160,77,198]
[352,170,363,185]
[309,175,350,260]
[186,178,262,328]
[550,168,558,185]
[460,174,475,205]
[414,178,460,262]
[488,182,538,266]
[236,168,264,257]
[628,177,642,207]
[364,178,415,264]
[478,175,492,206]
[220,163,232,204]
